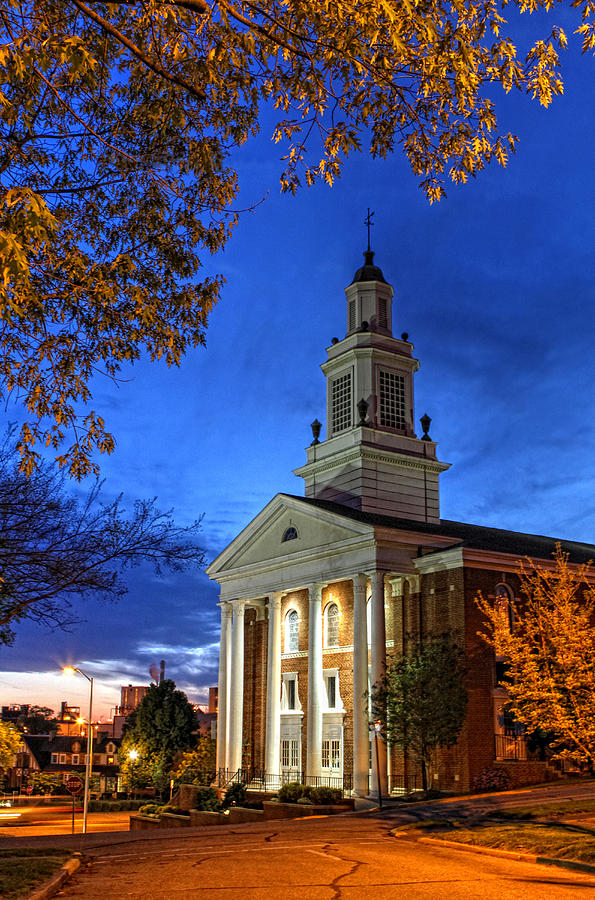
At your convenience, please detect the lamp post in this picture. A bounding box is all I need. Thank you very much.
[63,666,94,834]
[373,720,383,809]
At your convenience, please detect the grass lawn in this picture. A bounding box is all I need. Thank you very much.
[433,822,595,863]
[494,798,595,820]
[0,848,70,900]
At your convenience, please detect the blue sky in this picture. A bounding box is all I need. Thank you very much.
[2,27,595,719]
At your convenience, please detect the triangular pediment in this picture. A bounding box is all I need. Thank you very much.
[207,493,373,577]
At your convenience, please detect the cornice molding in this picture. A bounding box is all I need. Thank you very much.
[295,444,449,478]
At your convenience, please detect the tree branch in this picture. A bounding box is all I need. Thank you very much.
[68,0,207,100]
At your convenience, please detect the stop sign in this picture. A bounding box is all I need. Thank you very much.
[65,775,84,794]
[25,785,33,794]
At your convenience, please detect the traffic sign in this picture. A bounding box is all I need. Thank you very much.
[65,775,83,794]
[25,785,33,794]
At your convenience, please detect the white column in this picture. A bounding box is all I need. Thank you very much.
[265,592,283,776]
[216,602,232,773]
[228,598,245,774]
[352,573,369,796]
[306,583,323,779]
[370,571,388,796]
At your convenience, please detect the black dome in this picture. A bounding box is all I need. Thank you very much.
[351,249,387,284]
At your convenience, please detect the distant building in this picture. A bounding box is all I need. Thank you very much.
[1,704,30,725]
[56,700,83,735]
[117,685,150,716]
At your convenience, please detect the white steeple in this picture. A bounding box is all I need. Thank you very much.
[294,249,450,523]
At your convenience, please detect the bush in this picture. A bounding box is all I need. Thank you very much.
[297,796,312,805]
[223,783,247,808]
[192,787,220,812]
[277,782,312,803]
[139,803,160,817]
[309,786,342,805]
[471,767,510,793]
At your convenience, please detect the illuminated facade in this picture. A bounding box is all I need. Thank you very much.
[207,249,595,794]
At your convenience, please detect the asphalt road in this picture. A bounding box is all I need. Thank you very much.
[57,813,595,899]
[4,784,595,897]
[0,806,132,836]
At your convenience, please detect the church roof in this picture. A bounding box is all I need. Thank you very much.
[351,249,388,285]
[280,494,595,565]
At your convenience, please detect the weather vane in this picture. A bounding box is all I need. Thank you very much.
[364,208,374,252]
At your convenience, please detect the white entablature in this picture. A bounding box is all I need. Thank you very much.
[206,492,459,603]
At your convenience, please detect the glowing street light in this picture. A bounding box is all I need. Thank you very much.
[128,749,139,761]
[63,666,94,834]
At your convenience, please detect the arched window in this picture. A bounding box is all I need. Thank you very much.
[282,526,298,542]
[285,610,299,652]
[495,583,514,633]
[325,603,339,648]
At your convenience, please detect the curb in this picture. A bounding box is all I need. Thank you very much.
[416,835,595,875]
[27,853,82,900]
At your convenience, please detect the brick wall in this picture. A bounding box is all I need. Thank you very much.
[242,607,267,770]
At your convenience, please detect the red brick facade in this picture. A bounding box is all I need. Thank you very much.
[238,563,548,793]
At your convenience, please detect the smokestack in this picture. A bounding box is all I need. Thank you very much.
[160,660,165,683]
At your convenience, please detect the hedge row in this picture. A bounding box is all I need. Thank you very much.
[88,799,146,812]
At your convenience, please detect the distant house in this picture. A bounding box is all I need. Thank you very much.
[8,733,122,795]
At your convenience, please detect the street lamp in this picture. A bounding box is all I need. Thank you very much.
[63,666,94,834]
[373,720,383,809]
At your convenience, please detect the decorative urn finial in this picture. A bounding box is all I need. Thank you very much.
[420,413,432,441]
[310,419,322,445]
[357,398,369,426]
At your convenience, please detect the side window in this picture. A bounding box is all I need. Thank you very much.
[282,674,300,711]
[326,675,336,709]
[325,602,339,648]
[495,583,514,633]
[285,610,299,653]
[323,668,341,710]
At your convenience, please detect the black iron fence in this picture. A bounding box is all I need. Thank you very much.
[495,733,527,760]
[387,773,419,794]
[216,768,353,796]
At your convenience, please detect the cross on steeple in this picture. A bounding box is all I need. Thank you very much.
[364,208,374,252]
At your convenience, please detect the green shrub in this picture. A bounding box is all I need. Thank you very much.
[157,805,179,815]
[297,796,312,805]
[309,787,342,805]
[192,787,220,812]
[223,783,247,808]
[278,782,312,803]
[139,803,159,817]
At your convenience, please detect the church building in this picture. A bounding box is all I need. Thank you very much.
[207,247,595,795]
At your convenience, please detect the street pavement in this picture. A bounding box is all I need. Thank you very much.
[4,782,595,898]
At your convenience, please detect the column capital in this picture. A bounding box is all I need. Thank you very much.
[232,597,246,612]
[308,583,324,602]
[218,601,233,618]
[352,573,368,594]
[268,592,283,609]
[368,570,387,584]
